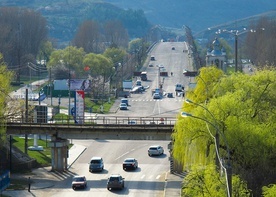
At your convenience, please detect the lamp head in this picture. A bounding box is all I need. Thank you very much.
[185,99,193,104]
[181,112,193,117]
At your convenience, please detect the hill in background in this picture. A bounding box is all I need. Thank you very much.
[105,0,275,32]
[0,0,275,42]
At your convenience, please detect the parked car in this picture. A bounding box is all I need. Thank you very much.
[148,145,164,156]
[107,174,125,190]
[72,175,87,190]
[153,93,161,99]
[120,103,128,110]
[123,158,138,170]
[89,157,104,172]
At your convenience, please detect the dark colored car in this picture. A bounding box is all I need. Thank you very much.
[107,174,125,190]
[71,175,87,190]
[89,157,104,172]
[123,158,138,170]
[168,93,173,98]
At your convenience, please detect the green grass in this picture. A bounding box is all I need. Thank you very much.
[12,136,52,166]
[12,137,73,167]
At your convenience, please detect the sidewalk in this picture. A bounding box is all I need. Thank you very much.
[163,172,183,197]
[2,144,87,197]
[2,144,183,197]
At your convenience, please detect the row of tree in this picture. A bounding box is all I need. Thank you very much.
[0,7,151,86]
[173,66,276,196]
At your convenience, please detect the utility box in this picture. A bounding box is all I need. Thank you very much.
[34,104,48,123]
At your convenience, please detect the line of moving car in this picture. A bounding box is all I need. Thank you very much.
[72,145,164,191]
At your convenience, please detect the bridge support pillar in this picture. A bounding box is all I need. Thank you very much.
[49,136,69,171]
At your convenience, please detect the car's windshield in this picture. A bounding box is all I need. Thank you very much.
[91,160,101,164]
[125,159,134,162]
[109,177,120,181]
[73,177,85,182]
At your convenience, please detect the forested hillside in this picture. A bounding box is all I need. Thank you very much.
[0,0,275,43]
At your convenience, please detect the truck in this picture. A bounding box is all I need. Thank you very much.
[140,71,147,81]
[123,80,133,89]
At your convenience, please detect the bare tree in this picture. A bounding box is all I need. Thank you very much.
[244,17,276,66]
[72,20,102,54]
[0,7,48,83]
[104,20,129,49]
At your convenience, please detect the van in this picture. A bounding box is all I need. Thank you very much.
[89,157,104,172]
[140,72,147,81]
[121,98,129,106]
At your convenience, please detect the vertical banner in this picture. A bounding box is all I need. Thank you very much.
[74,90,85,124]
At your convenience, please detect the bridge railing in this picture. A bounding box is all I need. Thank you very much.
[6,115,177,125]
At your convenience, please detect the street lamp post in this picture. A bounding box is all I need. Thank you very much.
[181,111,232,197]
[216,28,264,72]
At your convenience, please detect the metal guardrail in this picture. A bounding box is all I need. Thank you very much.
[6,115,177,125]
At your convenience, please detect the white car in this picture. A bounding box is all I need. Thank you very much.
[153,93,161,99]
[148,145,164,156]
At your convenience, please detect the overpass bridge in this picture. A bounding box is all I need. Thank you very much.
[6,116,176,171]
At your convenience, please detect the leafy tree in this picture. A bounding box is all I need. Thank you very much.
[83,53,113,99]
[182,164,250,197]
[262,184,276,197]
[0,54,13,143]
[173,66,276,196]
[48,46,85,79]
[103,47,127,66]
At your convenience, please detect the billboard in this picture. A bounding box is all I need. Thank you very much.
[54,79,91,91]
[69,79,91,91]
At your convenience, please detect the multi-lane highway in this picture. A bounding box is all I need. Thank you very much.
[9,41,191,196]
[34,140,170,197]
[115,41,191,118]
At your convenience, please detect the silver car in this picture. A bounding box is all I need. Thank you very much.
[148,145,164,156]
[123,158,138,170]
